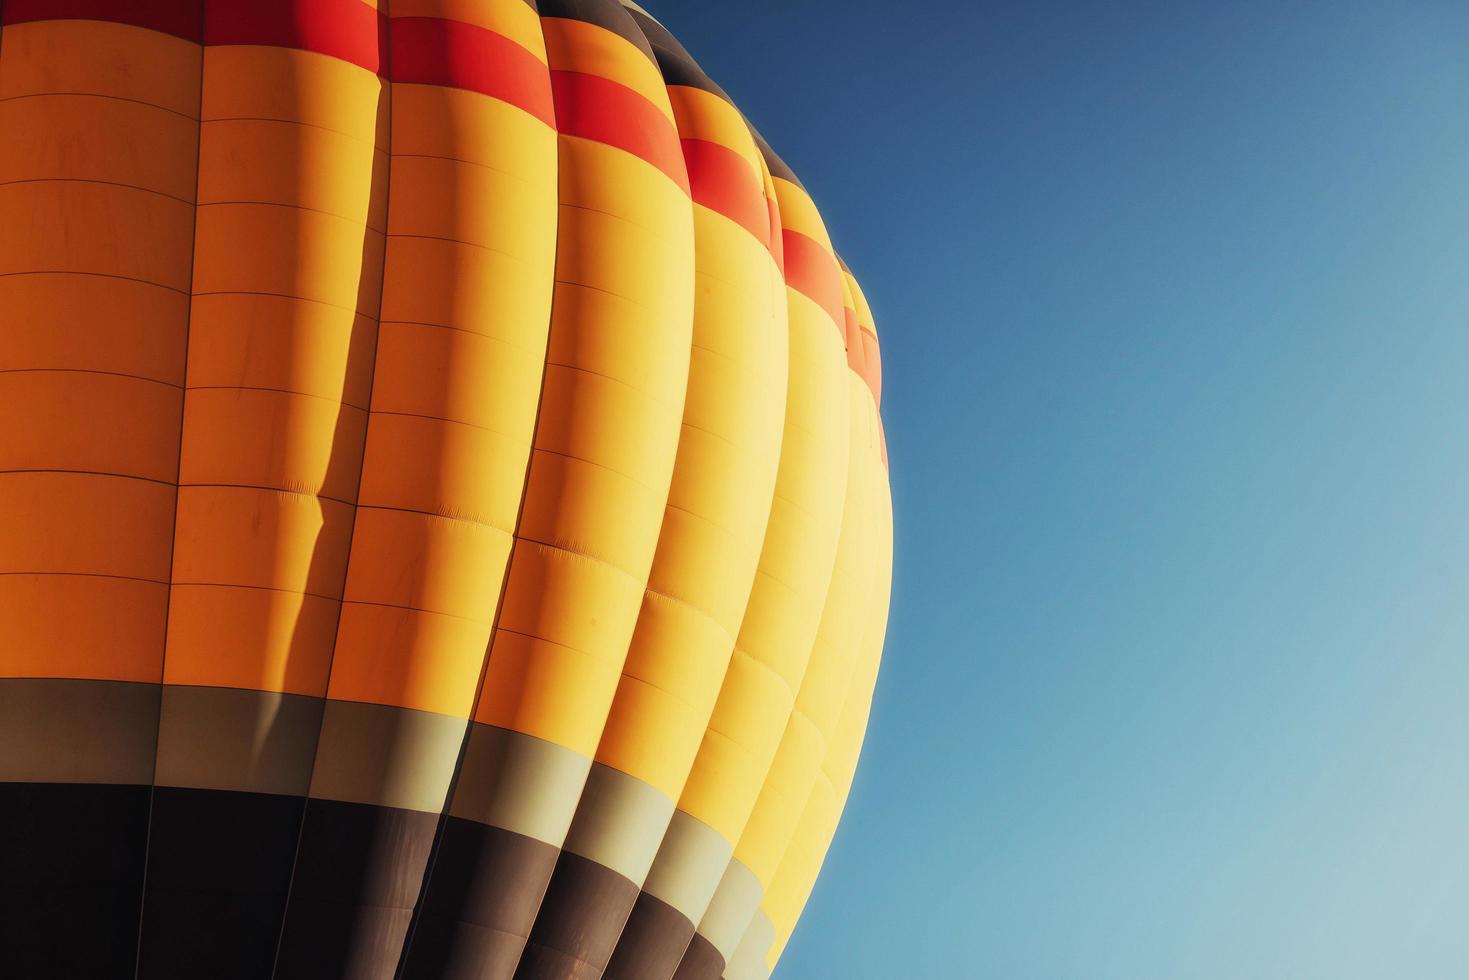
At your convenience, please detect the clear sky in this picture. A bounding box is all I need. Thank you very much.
[651,1,1469,977]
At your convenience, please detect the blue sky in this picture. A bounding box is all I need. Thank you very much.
[655,1,1469,977]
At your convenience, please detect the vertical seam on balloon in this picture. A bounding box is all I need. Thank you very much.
[130,5,207,976]
[264,7,395,976]
[390,10,564,975]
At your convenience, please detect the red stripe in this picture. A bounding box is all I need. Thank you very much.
[1,0,202,40]
[390,17,553,127]
[206,0,387,75]
[782,229,844,330]
[551,70,689,194]
[682,138,769,248]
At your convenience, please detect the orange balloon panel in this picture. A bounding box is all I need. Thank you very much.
[0,2,891,979]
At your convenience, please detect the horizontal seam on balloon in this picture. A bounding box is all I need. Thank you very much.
[0,467,176,487]
[610,657,727,723]
[557,198,688,247]
[189,288,378,318]
[767,483,836,529]
[517,941,615,976]
[0,367,183,388]
[386,230,536,268]
[348,500,516,536]
[201,114,388,152]
[201,39,383,80]
[639,585,735,644]
[687,237,775,292]
[687,338,757,372]
[184,383,370,409]
[672,415,745,454]
[404,913,534,945]
[489,623,626,675]
[0,90,200,122]
[163,579,344,602]
[0,176,196,206]
[0,269,189,294]
[779,412,839,445]
[176,482,355,506]
[541,357,682,419]
[622,627,737,682]
[377,318,544,358]
[717,646,800,707]
[750,767,826,831]
[657,498,742,548]
[384,87,552,134]
[197,197,387,233]
[365,407,527,444]
[750,728,828,801]
[0,569,169,585]
[746,563,810,605]
[336,593,496,625]
[509,534,645,589]
[549,274,657,317]
[527,443,662,498]
[388,150,541,188]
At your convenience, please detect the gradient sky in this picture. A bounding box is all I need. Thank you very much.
[650,2,1469,977]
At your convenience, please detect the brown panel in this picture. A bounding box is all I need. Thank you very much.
[446,723,592,846]
[672,931,726,980]
[399,819,561,980]
[623,7,731,103]
[603,891,698,980]
[307,698,466,812]
[0,677,158,784]
[153,684,323,795]
[514,849,640,978]
[747,125,802,189]
[273,799,442,980]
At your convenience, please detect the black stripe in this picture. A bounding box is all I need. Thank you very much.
[671,930,726,980]
[136,787,303,979]
[399,818,560,980]
[515,849,641,977]
[0,782,150,978]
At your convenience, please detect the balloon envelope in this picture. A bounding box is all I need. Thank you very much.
[0,1,891,977]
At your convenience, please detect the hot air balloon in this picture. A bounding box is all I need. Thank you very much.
[0,1,891,978]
